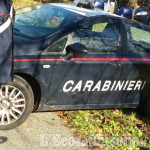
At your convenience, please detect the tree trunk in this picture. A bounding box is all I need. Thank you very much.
[132,0,138,20]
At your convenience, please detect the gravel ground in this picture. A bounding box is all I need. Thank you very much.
[0,112,89,150]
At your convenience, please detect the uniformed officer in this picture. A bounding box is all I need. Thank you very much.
[0,0,14,83]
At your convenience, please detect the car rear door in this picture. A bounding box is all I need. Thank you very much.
[120,19,150,107]
[46,16,125,109]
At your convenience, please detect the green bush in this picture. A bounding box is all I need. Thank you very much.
[58,109,150,149]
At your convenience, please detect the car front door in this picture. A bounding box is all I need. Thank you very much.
[46,16,125,109]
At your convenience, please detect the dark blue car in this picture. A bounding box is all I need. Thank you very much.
[134,6,150,26]
[1,3,150,130]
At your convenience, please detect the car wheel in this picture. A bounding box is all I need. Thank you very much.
[0,75,34,130]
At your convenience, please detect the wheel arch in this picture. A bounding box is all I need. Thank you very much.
[15,73,41,112]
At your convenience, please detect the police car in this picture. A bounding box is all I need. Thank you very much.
[1,3,150,130]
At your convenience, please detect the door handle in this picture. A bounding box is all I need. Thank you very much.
[111,63,122,67]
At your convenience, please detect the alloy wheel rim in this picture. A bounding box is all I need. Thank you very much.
[0,85,26,126]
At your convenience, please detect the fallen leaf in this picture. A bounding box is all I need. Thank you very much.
[21,125,29,129]
[115,127,120,132]
[63,117,68,121]
[97,127,103,133]
[115,109,119,112]
[57,111,63,116]
[136,118,142,123]
[122,133,128,137]
[113,112,122,118]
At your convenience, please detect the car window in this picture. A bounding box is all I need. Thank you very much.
[126,23,150,53]
[72,18,120,53]
[47,38,67,52]
[15,5,84,39]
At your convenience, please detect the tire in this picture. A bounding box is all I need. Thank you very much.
[138,87,150,117]
[0,75,34,130]
[139,99,150,117]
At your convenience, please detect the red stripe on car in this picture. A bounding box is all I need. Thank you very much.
[13,58,150,62]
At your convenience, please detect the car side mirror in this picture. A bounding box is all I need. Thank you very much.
[63,43,88,61]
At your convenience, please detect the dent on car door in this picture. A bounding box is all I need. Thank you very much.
[46,16,126,109]
[121,19,150,107]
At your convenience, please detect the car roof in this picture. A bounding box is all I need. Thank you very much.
[51,3,124,18]
[51,3,109,17]
[16,3,122,18]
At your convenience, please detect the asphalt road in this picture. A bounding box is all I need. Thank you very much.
[0,112,89,150]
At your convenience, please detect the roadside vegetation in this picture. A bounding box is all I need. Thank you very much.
[13,0,70,8]
[13,0,41,8]
[57,110,150,149]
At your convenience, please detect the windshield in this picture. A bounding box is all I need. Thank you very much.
[15,4,84,39]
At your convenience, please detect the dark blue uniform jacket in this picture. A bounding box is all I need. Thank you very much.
[0,0,14,83]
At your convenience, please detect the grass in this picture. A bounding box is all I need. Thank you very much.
[57,109,150,149]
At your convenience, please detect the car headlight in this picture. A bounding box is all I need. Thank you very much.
[136,11,148,16]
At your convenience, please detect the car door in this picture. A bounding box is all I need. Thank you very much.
[46,16,125,109]
[121,19,150,106]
